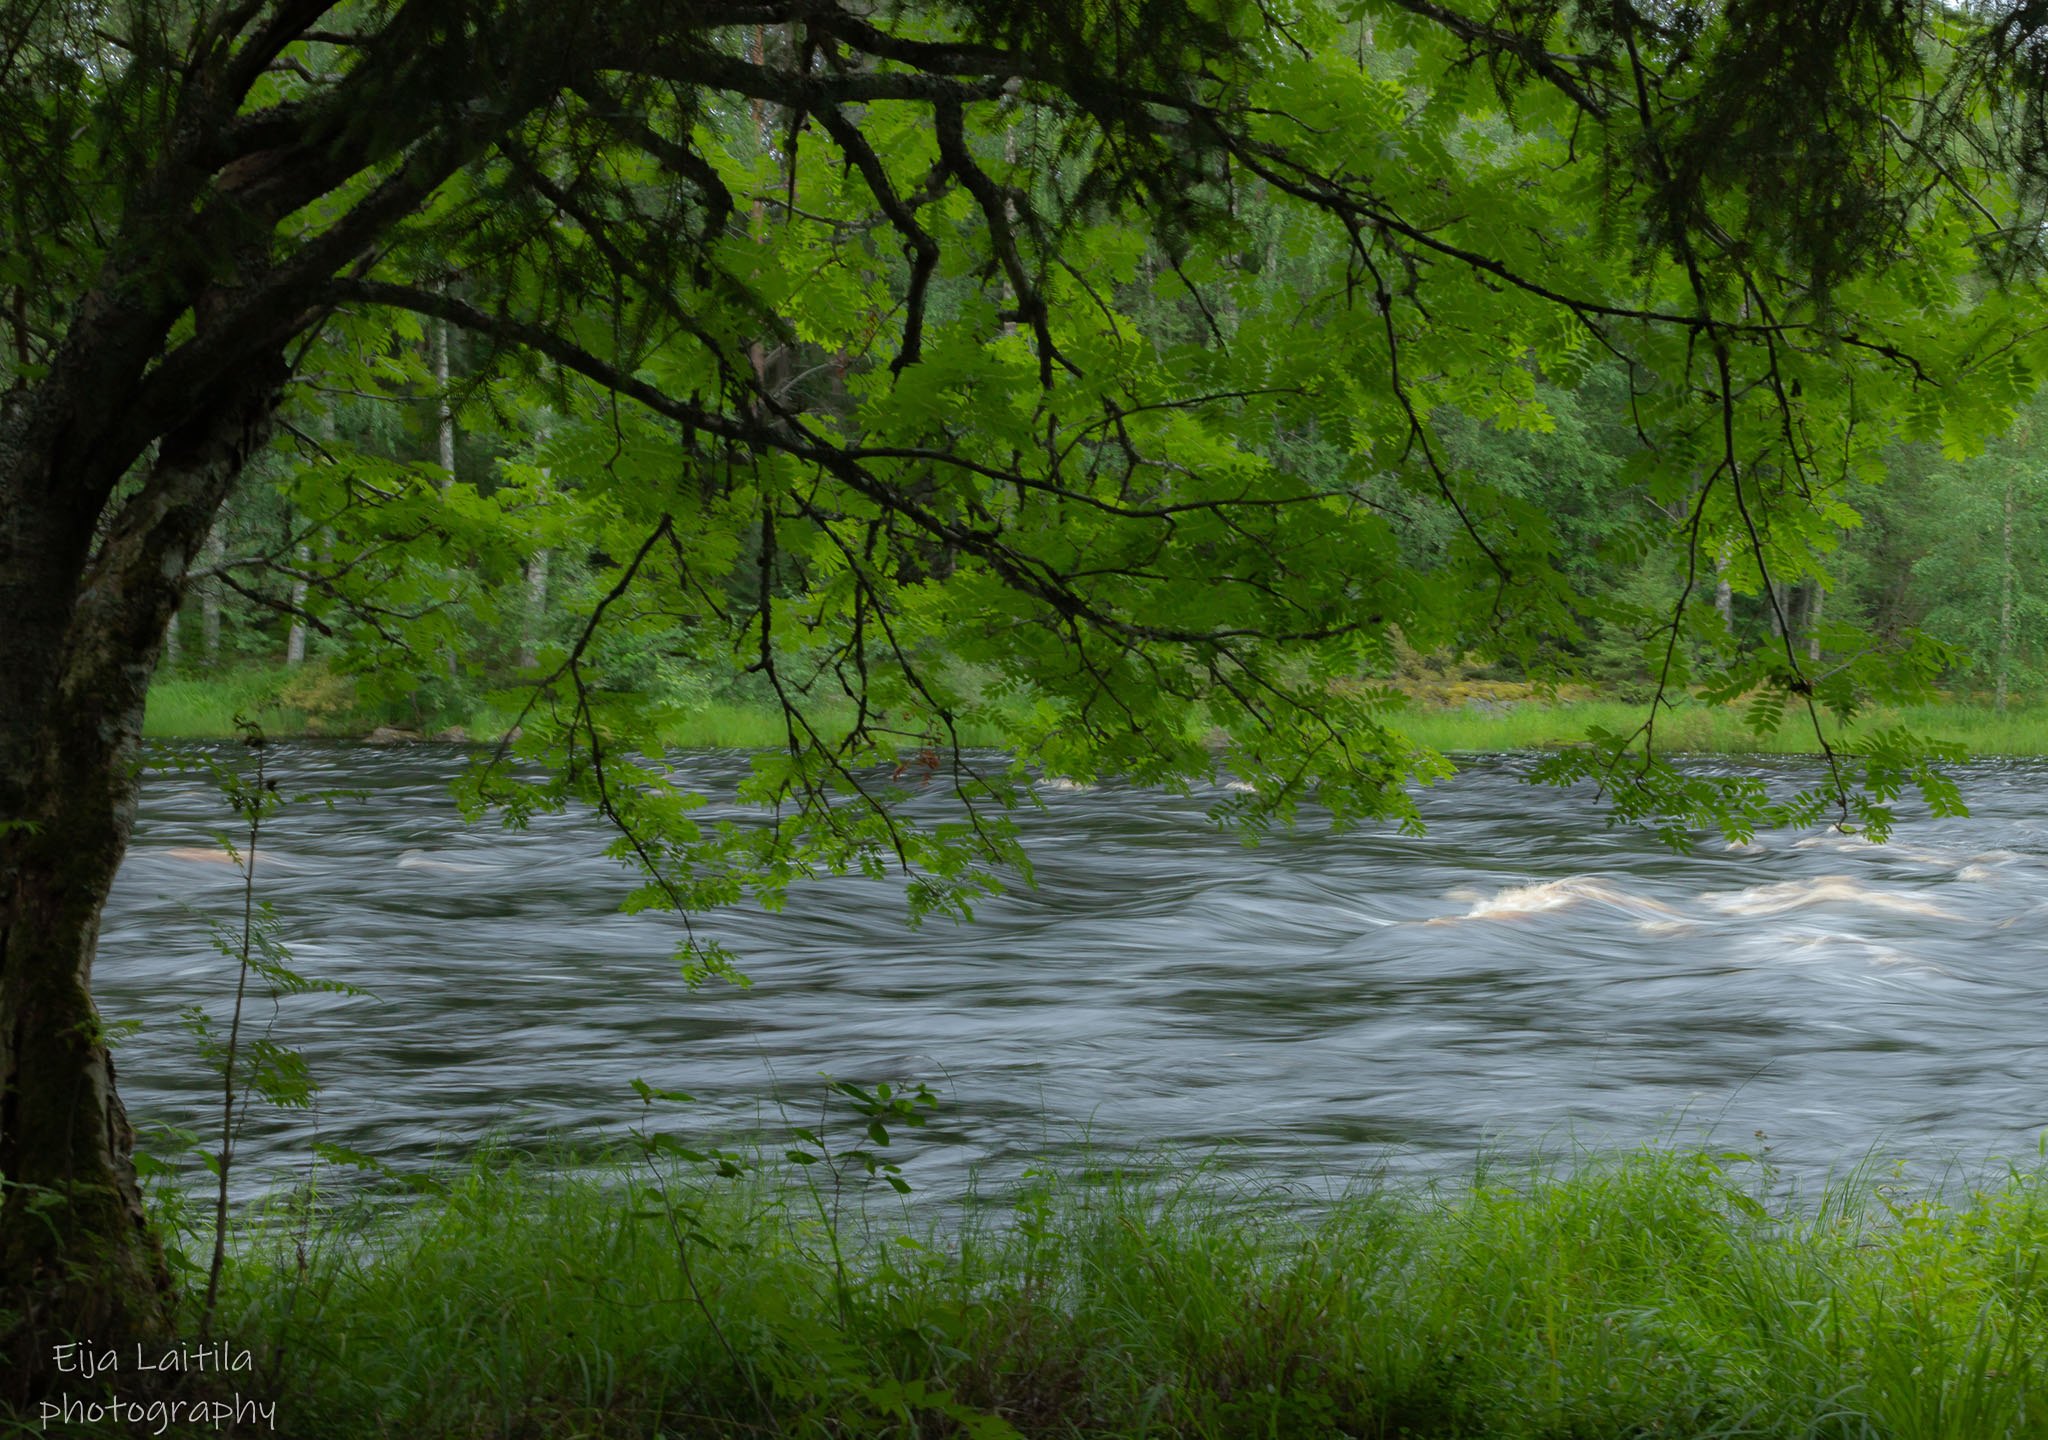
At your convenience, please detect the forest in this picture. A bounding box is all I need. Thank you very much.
[153,314,2048,731]
[14,0,2048,1434]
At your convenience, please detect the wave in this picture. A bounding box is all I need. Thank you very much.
[1430,876,1685,926]
[1699,875,1959,920]
[395,849,497,874]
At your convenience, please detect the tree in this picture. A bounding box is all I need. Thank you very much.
[1,0,2039,1396]
[1892,401,2048,703]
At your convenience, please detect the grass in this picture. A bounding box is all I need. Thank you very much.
[1399,697,2048,755]
[29,1138,2048,1438]
[646,701,1018,750]
[141,668,1021,749]
[143,668,318,740]
[146,667,2048,758]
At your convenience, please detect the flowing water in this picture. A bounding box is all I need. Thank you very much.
[100,744,2048,1198]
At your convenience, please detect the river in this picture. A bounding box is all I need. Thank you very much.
[99,744,2048,1199]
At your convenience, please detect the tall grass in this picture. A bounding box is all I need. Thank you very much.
[144,664,497,741]
[45,1142,2037,1438]
[143,670,310,740]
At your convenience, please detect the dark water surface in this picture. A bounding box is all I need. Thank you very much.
[100,745,2048,1197]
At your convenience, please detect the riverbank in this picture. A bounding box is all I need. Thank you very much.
[140,665,1021,748]
[1402,696,2048,754]
[144,665,2048,754]
[31,1143,2048,1438]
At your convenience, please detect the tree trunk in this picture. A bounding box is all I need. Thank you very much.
[518,550,550,670]
[0,1,553,1399]
[432,316,457,487]
[1806,584,1823,664]
[286,543,309,666]
[1999,475,2015,711]
[0,360,282,1401]
[200,526,225,663]
[292,411,336,668]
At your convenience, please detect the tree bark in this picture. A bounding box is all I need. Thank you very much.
[433,315,457,487]
[432,314,460,680]
[518,551,550,670]
[0,5,578,1401]
[286,543,310,666]
[0,358,282,1401]
[200,526,225,663]
[2000,475,2015,711]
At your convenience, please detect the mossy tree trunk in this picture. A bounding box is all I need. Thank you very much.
[0,11,567,1400]
[0,356,282,1401]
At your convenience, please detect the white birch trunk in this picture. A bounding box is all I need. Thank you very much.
[1999,475,2016,710]
[200,527,224,661]
[518,551,549,669]
[431,316,458,676]
[432,318,456,486]
[285,544,309,666]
